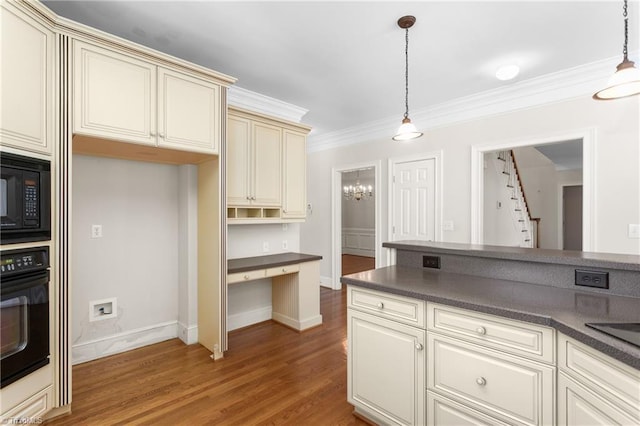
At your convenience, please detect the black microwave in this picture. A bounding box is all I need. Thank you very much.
[0,152,51,244]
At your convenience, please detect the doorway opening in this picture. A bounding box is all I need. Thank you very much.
[331,161,382,290]
[471,129,595,251]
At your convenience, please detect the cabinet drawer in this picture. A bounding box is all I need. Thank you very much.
[428,334,555,426]
[348,286,425,328]
[265,264,299,278]
[2,385,52,422]
[558,333,640,415]
[427,391,510,426]
[227,269,265,284]
[428,304,554,363]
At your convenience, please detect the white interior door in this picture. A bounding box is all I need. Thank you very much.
[392,158,436,241]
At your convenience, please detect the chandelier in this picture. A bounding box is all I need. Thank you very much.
[343,171,373,201]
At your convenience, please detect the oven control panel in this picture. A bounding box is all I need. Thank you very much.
[0,247,49,277]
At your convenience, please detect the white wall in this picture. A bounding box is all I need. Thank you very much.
[483,155,522,247]
[301,95,640,280]
[72,155,180,363]
[226,223,300,330]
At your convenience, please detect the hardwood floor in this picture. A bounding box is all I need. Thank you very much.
[341,254,375,276]
[46,288,368,425]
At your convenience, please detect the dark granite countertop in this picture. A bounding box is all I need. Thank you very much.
[384,241,640,272]
[341,266,640,370]
[228,252,322,274]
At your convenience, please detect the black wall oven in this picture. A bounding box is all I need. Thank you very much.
[1,246,50,388]
[1,152,51,244]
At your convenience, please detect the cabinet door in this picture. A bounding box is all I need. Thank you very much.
[157,67,220,154]
[348,309,425,426]
[252,122,281,206]
[282,130,306,218]
[0,2,54,154]
[227,116,251,206]
[558,372,638,426]
[73,41,156,146]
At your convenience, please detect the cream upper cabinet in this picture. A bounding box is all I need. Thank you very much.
[252,121,282,206]
[227,116,281,206]
[0,1,54,155]
[227,107,310,222]
[282,130,307,218]
[73,41,220,154]
[227,115,252,205]
[157,67,220,153]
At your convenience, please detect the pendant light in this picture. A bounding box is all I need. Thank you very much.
[593,0,640,100]
[392,15,423,141]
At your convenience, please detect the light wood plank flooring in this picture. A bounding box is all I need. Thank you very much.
[46,287,368,425]
[341,254,375,276]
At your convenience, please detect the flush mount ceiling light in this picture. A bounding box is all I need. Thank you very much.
[495,64,520,81]
[392,15,423,142]
[593,0,640,100]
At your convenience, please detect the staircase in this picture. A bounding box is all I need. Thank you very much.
[496,150,539,248]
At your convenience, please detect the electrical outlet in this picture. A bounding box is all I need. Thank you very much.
[262,242,269,252]
[89,297,117,322]
[91,224,103,238]
[423,255,441,269]
[443,221,454,231]
[282,240,288,250]
[575,270,609,289]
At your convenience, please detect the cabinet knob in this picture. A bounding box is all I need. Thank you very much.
[376,302,384,309]
[150,131,157,137]
[282,268,287,273]
[476,326,487,335]
[283,209,287,213]
[159,132,165,138]
[476,377,487,386]
[246,196,250,200]
[244,275,250,280]
[415,343,423,351]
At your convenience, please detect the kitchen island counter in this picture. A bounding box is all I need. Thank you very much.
[342,258,640,370]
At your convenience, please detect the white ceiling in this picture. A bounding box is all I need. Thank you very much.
[42,1,638,138]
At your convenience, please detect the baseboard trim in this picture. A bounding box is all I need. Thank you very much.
[272,312,323,331]
[227,306,272,331]
[177,322,199,345]
[72,321,178,365]
[320,275,334,289]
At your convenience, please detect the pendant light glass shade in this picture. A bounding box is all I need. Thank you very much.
[392,117,423,141]
[393,15,423,141]
[594,0,640,100]
[593,59,640,100]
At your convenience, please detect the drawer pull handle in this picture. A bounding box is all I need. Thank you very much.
[476,326,487,335]
[415,343,423,351]
[244,275,250,280]
[376,302,384,309]
[282,268,287,272]
[476,377,487,386]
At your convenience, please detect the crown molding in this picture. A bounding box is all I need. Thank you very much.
[307,53,637,153]
[228,86,309,123]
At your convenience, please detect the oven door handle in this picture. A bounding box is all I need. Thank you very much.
[1,271,49,295]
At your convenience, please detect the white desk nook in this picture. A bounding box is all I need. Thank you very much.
[228,252,323,331]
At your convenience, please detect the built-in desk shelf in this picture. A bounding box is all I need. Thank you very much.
[227,207,305,224]
[227,252,323,331]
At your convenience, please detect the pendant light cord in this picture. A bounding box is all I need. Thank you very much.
[404,27,410,119]
[623,0,629,60]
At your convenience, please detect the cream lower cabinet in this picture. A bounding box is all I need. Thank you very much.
[347,286,426,426]
[0,1,54,155]
[557,333,640,425]
[73,40,221,154]
[427,303,555,426]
